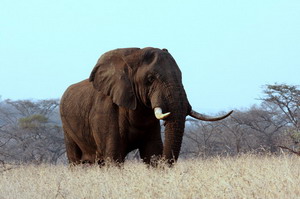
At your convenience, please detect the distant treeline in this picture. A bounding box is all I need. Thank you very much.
[182,84,300,157]
[0,84,299,164]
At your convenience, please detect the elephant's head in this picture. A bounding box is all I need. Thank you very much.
[89,47,232,164]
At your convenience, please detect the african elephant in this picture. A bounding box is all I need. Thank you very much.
[60,47,232,165]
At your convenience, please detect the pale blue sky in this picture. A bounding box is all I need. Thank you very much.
[1,1,300,113]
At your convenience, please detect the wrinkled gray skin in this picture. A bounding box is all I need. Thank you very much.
[60,47,231,165]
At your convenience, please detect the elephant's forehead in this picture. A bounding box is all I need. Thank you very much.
[135,62,181,82]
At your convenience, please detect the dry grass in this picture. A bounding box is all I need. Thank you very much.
[1,154,300,199]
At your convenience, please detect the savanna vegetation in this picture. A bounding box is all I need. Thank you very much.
[1,154,300,198]
[0,83,299,198]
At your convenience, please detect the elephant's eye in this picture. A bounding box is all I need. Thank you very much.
[147,75,155,84]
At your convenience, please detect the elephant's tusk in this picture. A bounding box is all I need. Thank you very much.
[189,110,233,121]
[154,107,171,120]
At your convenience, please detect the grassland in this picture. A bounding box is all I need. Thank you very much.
[1,154,300,199]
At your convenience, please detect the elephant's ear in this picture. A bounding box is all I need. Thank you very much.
[89,53,137,110]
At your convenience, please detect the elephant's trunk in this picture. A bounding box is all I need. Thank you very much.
[163,117,186,164]
[161,88,189,164]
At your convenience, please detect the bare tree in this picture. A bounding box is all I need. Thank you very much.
[261,84,300,130]
[0,99,65,164]
[182,119,224,157]
[234,105,287,152]
[218,111,253,154]
[261,84,300,151]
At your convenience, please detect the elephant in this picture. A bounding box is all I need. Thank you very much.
[60,47,232,165]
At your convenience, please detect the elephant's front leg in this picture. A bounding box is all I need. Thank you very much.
[90,104,126,164]
[139,124,163,165]
[103,132,126,163]
[93,132,125,165]
[93,122,126,164]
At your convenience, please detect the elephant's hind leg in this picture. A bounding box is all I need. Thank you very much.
[64,133,82,165]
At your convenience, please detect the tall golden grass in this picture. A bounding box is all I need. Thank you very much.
[1,154,300,199]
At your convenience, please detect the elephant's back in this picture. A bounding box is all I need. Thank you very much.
[60,79,95,118]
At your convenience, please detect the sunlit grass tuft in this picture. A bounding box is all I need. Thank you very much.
[1,154,300,198]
